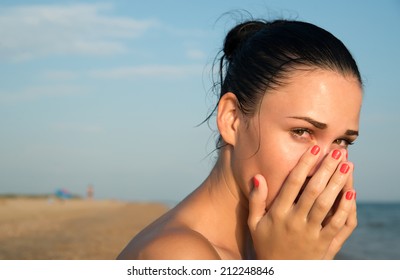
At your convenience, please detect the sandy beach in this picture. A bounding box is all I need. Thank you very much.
[0,197,168,260]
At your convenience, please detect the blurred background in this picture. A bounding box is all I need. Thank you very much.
[0,0,399,259]
[0,0,399,203]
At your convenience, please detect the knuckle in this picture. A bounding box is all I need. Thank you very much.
[314,197,331,213]
[328,175,345,192]
[247,216,255,228]
[329,216,344,231]
[269,207,285,222]
[347,215,358,229]
[305,184,323,199]
[289,153,317,180]
[300,153,317,170]
[287,173,305,188]
[285,218,302,233]
[319,153,343,175]
[319,161,335,175]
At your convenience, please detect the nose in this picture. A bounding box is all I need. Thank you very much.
[319,144,333,159]
[308,144,347,176]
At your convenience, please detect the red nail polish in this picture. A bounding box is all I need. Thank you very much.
[340,163,350,174]
[253,177,259,188]
[332,150,341,160]
[345,191,354,200]
[311,145,320,155]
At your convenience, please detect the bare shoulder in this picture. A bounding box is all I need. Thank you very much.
[118,227,221,260]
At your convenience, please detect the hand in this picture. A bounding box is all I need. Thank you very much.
[322,165,357,259]
[248,146,357,259]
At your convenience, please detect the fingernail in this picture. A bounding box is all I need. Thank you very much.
[253,177,259,188]
[340,163,350,174]
[345,191,354,200]
[311,145,320,155]
[332,149,341,160]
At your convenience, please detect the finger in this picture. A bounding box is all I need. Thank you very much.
[323,197,357,259]
[248,174,268,232]
[331,162,355,222]
[272,145,321,212]
[321,189,356,239]
[328,154,355,218]
[323,158,355,226]
[308,162,353,225]
[293,148,346,218]
[343,160,354,192]
[334,194,358,240]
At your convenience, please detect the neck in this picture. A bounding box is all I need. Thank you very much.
[199,148,254,258]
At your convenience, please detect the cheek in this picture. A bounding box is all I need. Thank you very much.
[230,125,262,195]
[257,140,306,207]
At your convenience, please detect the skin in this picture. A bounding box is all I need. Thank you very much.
[117,69,362,260]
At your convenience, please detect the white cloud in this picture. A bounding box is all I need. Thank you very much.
[89,64,203,79]
[0,3,158,61]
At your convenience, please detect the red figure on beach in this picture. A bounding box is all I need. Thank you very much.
[87,184,94,200]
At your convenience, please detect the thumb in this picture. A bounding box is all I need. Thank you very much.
[248,174,268,232]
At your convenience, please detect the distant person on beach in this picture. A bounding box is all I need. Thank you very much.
[118,18,362,260]
[87,184,94,200]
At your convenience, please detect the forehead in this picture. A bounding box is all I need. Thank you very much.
[261,69,363,126]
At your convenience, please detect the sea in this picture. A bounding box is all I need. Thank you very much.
[336,202,400,260]
[163,200,400,260]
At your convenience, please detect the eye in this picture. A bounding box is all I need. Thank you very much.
[291,128,313,140]
[333,138,355,148]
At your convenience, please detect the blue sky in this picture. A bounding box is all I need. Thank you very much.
[0,0,399,203]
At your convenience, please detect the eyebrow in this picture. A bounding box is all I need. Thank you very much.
[288,116,359,136]
[288,116,327,129]
[345,129,359,136]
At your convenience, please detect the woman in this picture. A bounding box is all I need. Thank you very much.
[118,19,362,260]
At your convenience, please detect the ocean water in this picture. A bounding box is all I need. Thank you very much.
[162,200,400,259]
[337,202,400,260]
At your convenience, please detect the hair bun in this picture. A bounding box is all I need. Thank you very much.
[223,20,267,61]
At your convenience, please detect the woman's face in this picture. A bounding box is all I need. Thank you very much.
[232,69,362,207]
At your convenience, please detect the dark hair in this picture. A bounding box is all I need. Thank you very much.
[207,19,362,148]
